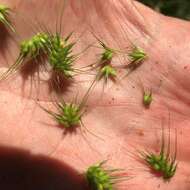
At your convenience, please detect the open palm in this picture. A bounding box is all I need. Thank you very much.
[0,0,189,190]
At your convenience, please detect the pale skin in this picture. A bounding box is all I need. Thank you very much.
[0,0,189,189]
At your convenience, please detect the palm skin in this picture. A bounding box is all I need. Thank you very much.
[0,0,189,190]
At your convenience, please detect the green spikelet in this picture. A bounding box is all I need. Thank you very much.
[86,161,127,190]
[0,4,15,32]
[41,101,82,128]
[141,127,177,180]
[0,32,51,80]
[49,33,76,78]
[128,46,147,65]
[20,32,50,58]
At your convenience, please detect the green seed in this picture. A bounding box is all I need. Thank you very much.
[0,4,15,32]
[142,126,178,180]
[49,34,76,78]
[99,65,117,81]
[20,32,50,58]
[42,102,82,129]
[86,161,126,190]
[101,47,114,62]
[0,32,51,80]
[143,91,152,107]
[128,46,147,64]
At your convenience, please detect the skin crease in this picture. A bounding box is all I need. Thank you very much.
[0,0,189,189]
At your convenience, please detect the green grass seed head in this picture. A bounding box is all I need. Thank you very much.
[43,101,82,129]
[94,40,119,82]
[100,65,117,81]
[49,33,76,78]
[92,34,115,64]
[0,32,51,80]
[0,4,15,32]
[145,152,177,179]
[41,80,94,130]
[142,126,177,180]
[143,91,152,107]
[101,45,114,62]
[128,46,147,64]
[20,32,50,58]
[55,102,81,128]
[86,161,125,190]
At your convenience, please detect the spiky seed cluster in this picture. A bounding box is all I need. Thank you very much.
[20,32,50,58]
[145,152,177,179]
[100,65,117,81]
[45,102,82,128]
[96,42,117,81]
[142,126,177,180]
[101,47,114,62]
[86,162,125,190]
[128,46,147,64]
[0,32,51,81]
[0,4,15,32]
[49,34,75,78]
[57,103,81,127]
[143,91,152,107]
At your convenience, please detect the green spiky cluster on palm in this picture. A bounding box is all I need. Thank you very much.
[0,4,15,32]
[20,32,50,58]
[101,44,114,63]
[100,65,117,82]
[42,102,82,128]
[49,33,76,78]
[128,46,147,65]
[0,32,51,80]
[93,39,118,82]
[143,91,152,107]
[145,152,177,179]
[86,161,123,190]
[141,128,177,180]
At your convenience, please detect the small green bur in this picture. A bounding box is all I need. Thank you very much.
[142,128,177,180]
[128,46,147,65]
[0,4,15,32]
[143,91,152,107]
[20,33,50,58]
[0,32,50,80]
[49,34,75,78]
[96,42,117,81]
[145,152,177,179]
[101,46,114,62]
[86,162,124,190]
[100,65,117,81]
[44,102,82,128]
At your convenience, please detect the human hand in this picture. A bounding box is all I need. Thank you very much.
[0,0,189,189]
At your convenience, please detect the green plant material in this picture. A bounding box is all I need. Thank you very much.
[97,41,117,82]
[49,33,76,78]
[128,46,147,65]
[145,151,177,179]
[86,161,126,190]
[99,65,117,81]
[41,101,83,128]
[20,33,50,58]
[88,37,119,83]
[143,90,152,107]
[100,43,114,63]
[138,0,190,20]
[140,127,178,179]
[0,4,15,32]
[0,32,51,80]
[40,82,94,129]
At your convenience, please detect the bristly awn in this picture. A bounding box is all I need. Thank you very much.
[85,160,130,190]
[0,4,15,32]
[139,118,178,180]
